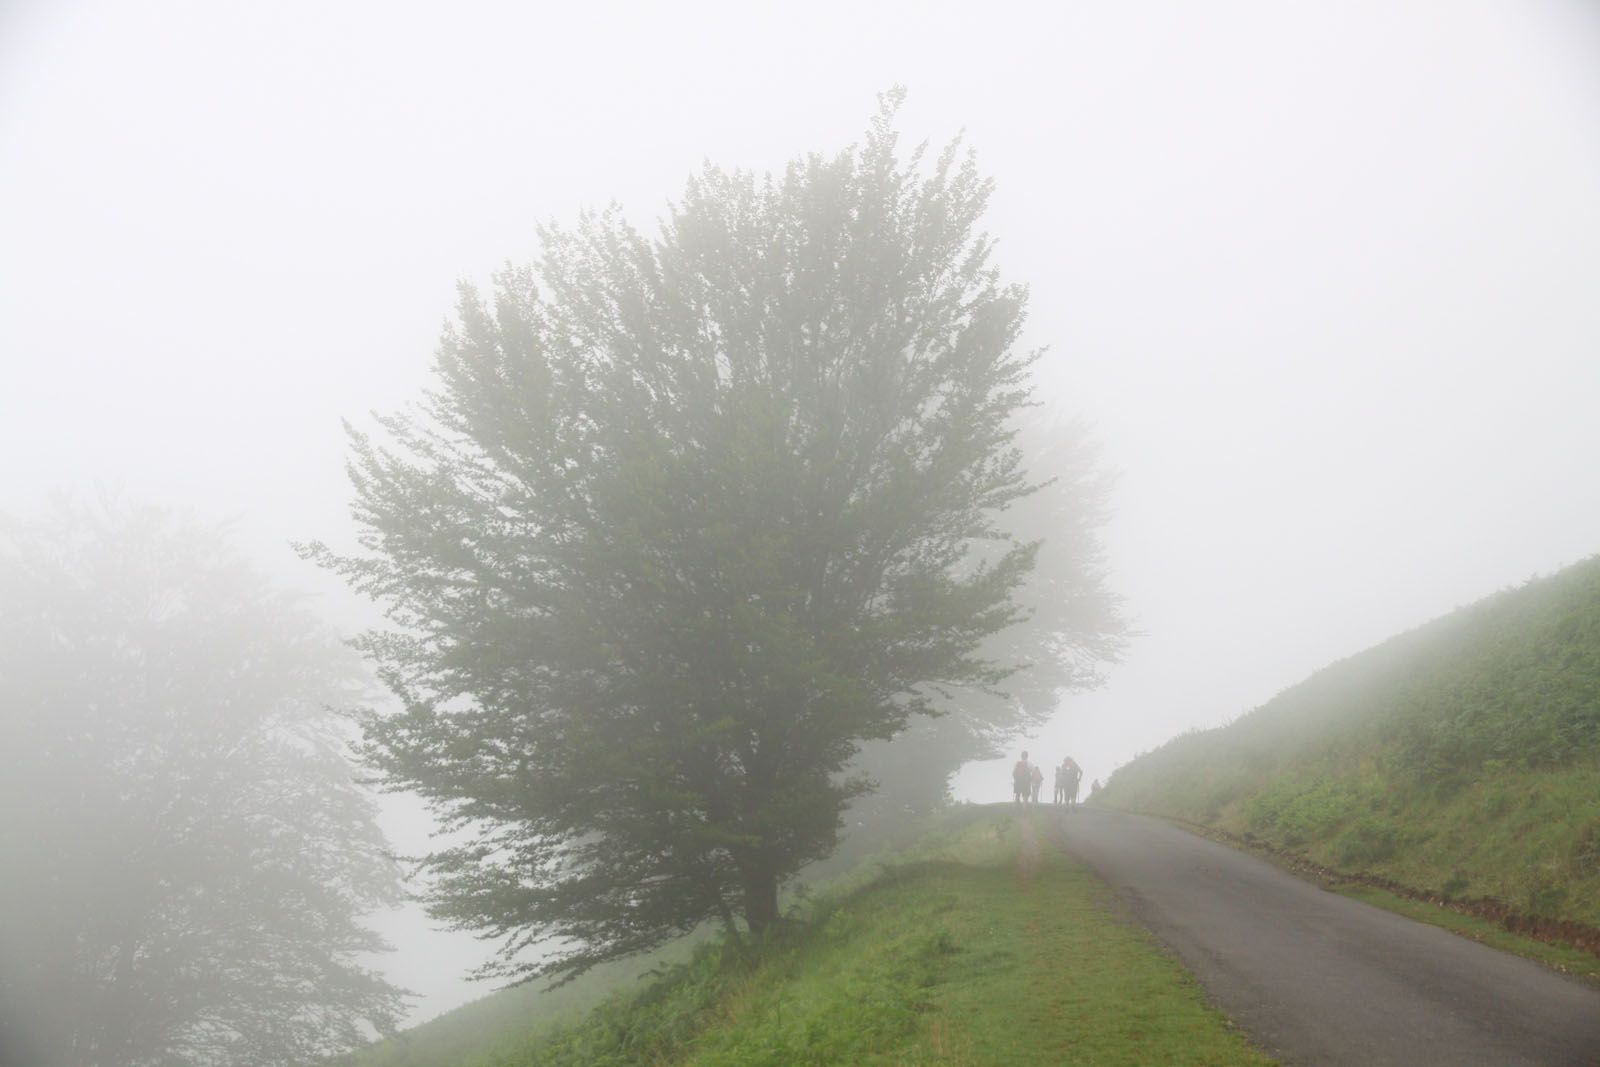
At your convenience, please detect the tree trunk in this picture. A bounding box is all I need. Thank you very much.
[741,861,780,937]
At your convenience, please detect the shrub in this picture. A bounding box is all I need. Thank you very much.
[1572,820,1600,879]
[1246,778,1360,846]
[1332,817,1399,868]
[1526,880,1570,917]
[1482,788,1511,818]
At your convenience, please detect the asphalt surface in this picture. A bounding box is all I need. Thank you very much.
[1053,808,1600,1066]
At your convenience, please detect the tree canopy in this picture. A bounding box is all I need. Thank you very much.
[311,97,1124,984]
[0,504,405,1067]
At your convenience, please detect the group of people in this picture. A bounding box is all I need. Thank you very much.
[1011,750,1084,808]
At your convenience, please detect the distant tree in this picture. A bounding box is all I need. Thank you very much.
[0,504,405,1067]
[308,94,1124,984]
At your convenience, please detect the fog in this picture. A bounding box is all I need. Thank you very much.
[4,0,1599,1032]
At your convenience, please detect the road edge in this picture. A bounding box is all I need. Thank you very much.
[1088,802,1600,989]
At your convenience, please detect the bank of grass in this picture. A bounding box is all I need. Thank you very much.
[473,806,1271,1066]
[1100,556,1600,932]
[1169,761,1600,924]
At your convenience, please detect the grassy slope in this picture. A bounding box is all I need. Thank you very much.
[1100,555,1600,926]
[346,808,1272,1066]
[336,940,699,1067]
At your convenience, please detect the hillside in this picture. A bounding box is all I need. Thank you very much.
[1100,555,1600,925]
[341,808,1272,1066]
[335,940,700,1067]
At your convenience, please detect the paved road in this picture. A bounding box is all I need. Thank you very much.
[1054,808,1600,1066]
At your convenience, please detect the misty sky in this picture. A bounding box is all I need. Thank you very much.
[5,0,1599,1024]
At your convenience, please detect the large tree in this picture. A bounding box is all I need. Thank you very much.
[0,504,405,1067]
[311,97,1121,983]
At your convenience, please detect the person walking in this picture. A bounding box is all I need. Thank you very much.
[1061,756,1083,810]
[1012,751,1032,805]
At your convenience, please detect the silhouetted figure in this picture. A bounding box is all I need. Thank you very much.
[1012,751,1032,805]
[1029,763,1044,804]
[1060,756,1083,811]
[1052,758,1078,805]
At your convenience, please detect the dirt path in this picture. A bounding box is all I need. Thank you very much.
[1054,808,1600,1066]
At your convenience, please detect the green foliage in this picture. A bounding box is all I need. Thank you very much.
[1331,817,1400,868]
[1101,556,1600,923]
[307,96,1123,985]
[1574,821,1600,879]
[1244,777,1364,846]
[0,503,404,1067]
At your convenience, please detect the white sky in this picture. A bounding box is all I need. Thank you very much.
[5,0,1599,1025]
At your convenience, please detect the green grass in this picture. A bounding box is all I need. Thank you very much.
[484,806,1273,1065]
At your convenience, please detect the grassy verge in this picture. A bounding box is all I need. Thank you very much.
[1211,763,1600,925]
[1332,885,1600,987]
[498,806,1273,1065]
[1115,806,1600,988]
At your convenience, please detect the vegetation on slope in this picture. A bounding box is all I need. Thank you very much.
[1100,555,1600,925]
[335,941,697,1067]
[344,808,1271,1066]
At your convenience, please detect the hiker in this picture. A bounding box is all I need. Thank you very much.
[1030,762,1044,804]
[1012,751,1032,805]
[1088,778,1102,801]
[1062,757,1083,810]
[1055,758,1077,806]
